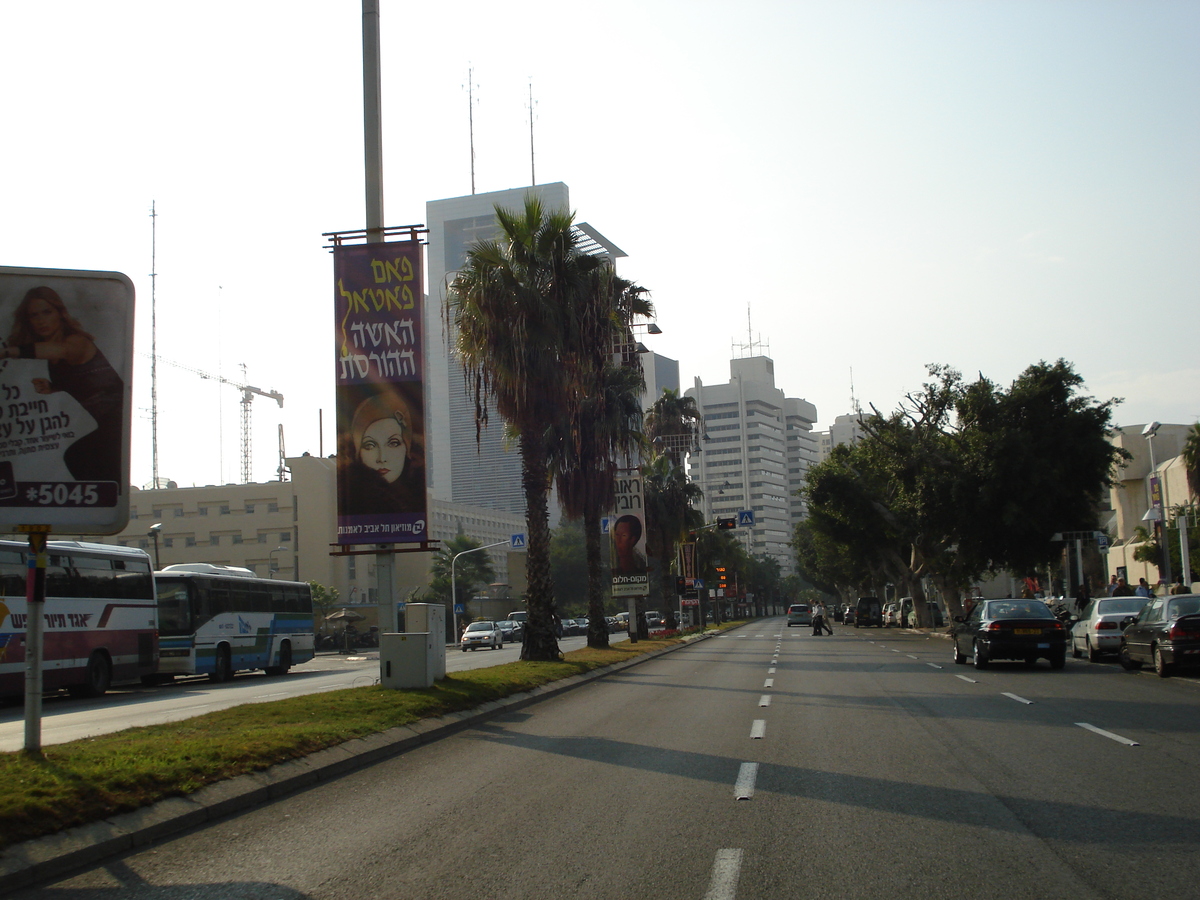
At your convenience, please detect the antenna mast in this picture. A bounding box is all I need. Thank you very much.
[149,201,159,488]
[468,66,477,195]
[528,78,536,186]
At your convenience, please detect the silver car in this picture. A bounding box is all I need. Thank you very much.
[1070,596,1148,661]
[461,620,503,651]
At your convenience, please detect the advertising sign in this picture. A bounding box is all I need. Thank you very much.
[0,267,134,534]
[610,474,648,598]
[334,242,427,545]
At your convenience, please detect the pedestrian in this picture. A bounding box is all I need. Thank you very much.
[1135,578,1153,599]
[1107,574,1119,596]
[1074,581,1090,614]
[1170,576,1189,595]
[1112,577,1135,597]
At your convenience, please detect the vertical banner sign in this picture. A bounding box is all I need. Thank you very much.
[681,541,696,582]
[334,242,427,544]
[610,474,648,597]
[0,267,134,534]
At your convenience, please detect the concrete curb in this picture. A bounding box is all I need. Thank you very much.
[0,627,728,895]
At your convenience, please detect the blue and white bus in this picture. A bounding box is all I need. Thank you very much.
[154,564,315,682]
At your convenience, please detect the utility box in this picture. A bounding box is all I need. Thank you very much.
[379,632,440,689]
[402,602,446,679]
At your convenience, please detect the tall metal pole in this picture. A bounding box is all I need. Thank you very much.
[149,201,158,488]
[22,527,50,755]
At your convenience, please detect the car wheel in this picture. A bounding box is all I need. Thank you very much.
[1049,649,1066,670]
[952,641,966,665]
[972,641,989,670]
[1153,644,1172,678]
[1071,637,1082,659]
[1118,642,1142,671]
[1087,639,1101,663]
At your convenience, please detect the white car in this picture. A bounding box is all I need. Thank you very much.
[1070,596,1148,661]
[461,620,503,651]
[786,603,812,627]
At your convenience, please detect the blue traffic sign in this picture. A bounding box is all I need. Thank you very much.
[454,603,465,613]
[738,509,756,527]
[510,533,527,550]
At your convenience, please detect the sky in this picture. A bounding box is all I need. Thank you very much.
[2,1,1196,489]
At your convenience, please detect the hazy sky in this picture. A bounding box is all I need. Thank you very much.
[2,1,1196,488]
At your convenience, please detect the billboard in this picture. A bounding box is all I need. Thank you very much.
[334,242,427,545]
[0,267,134,534]
[611,474,648,597]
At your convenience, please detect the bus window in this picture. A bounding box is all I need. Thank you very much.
[156,579,194,636]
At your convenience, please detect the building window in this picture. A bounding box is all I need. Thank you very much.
[233,534,243,545]
[163,538,173,548]
[280,532,291,542]
[199,507,208,516]
[173,508,184,517]
[153,509,162,518]
[210,535,219,546]
[245,504,255,514]
[185,536,196,548]
[268,502,279,513]
[138,539,149,550]
[220,505,230,515]
[258,534,267,544]
[348,556,356,579]
[130,509,138,519]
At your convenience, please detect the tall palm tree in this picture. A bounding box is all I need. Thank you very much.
[645,389,701,468]
[642,452,704,631]
[1183,422,1200,501]
[447,196,606,661]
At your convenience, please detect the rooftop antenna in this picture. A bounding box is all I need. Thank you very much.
[467,66,478,194]
[731,303,769,359]
[149,201,159,488]
[850,367,860,415]
[528,77,537,186]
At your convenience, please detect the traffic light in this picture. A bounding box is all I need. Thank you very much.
[716,517,736,530]
[675,576,687,596]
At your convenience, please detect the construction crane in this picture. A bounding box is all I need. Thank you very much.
[149,355,284,483]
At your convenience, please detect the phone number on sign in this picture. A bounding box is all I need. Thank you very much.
[14,482,118,507]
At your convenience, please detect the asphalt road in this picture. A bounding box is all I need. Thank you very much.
[12,620,1200,899]
[0,633,599,752]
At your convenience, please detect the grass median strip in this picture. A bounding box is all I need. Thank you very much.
[0,630,731,851]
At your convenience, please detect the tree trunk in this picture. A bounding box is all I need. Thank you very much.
[584,507,610,649]
[519,434,561,661]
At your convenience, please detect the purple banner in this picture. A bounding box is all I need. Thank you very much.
[334,242,427,545]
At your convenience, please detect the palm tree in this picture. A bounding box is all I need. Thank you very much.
[642,452,704,631]
[447,195,606,661]
[645,389,701,468]
[1183,422,1200,501]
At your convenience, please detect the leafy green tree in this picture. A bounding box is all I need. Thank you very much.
[448,196,607,660]
[427,533,497,638]
[554,268,651,648]
[550,520,592,617]
[1182,423,1200,500]
[307,581,340,632]
[642,452,703,630]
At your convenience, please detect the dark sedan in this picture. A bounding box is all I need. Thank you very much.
[1119,594,1200,678]
[951,599,1067,669]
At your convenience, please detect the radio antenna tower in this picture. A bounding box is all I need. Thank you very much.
[149,201,159,488]
[732,304,769,358]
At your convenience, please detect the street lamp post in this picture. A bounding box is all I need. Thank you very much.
[1143,422,1173,588]
[148,523,162,570]
[269,546,288,579]
[451,540,508,643]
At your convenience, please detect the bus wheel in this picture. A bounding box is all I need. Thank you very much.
[265,641,292,676]
[210,646,234,683]
[69,651,112,698]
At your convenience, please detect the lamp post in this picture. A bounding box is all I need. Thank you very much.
[451,540,508,643]
[269,546,288,579]
[148,523,162,570]
[1142,422,1173,587]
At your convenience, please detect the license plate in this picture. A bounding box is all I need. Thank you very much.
[1037,643,1050,649]
[1014,628,1041,635]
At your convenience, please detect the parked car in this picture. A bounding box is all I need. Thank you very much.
[842,605,856,625]
[787,603,813,627]
[855,597,884,628]
[883,602,900,627]
[574,617,590,634]
[496,619,524,643]
[1070,596,1147,661]
[614,612,629,631]
[951,598,1067,669]
[461,620,503,651]
[558,617,579,637]
[605,616,620,634]
[900,596,944,628]
[1119,594,1200,677]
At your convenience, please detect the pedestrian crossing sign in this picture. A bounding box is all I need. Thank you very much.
[738,510,755,527]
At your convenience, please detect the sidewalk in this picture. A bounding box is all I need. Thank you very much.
[0,630,717,895]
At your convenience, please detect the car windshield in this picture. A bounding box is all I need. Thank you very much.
[1097,598,1146,615]
[986,601,1054,619]
[465,622,492,632]
[1168,598,1200,618]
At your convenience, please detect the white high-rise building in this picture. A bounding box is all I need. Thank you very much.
[813,413,867,464]
[686,356,817,573]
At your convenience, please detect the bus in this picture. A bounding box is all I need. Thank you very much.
[0,540,157,699]
[154,564,315,682]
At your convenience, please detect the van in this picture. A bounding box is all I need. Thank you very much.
[787,603,813,627]
[855,597,884,628]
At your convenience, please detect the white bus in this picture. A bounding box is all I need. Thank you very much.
[154,564,315,682]
[0,540,157,699]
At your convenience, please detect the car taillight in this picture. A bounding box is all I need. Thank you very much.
[988,622,1003,632]
[1169,623,1200,640]
[1097,621,1118,630]
[1048,621,1064,632]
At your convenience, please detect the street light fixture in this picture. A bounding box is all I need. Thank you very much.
[148,523,162,570]
[269,546,288,579]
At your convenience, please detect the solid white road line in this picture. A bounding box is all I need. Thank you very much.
[758,695,771,707]
[955,674,978,683]
[1076,722,1140,746]
[750,719,766,739]
[704,849,745,900]
[734,762,758,799]
[1002,692,1033,705]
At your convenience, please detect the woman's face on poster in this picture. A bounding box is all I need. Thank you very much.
[359,416,407,483]
[27,298,63,339]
